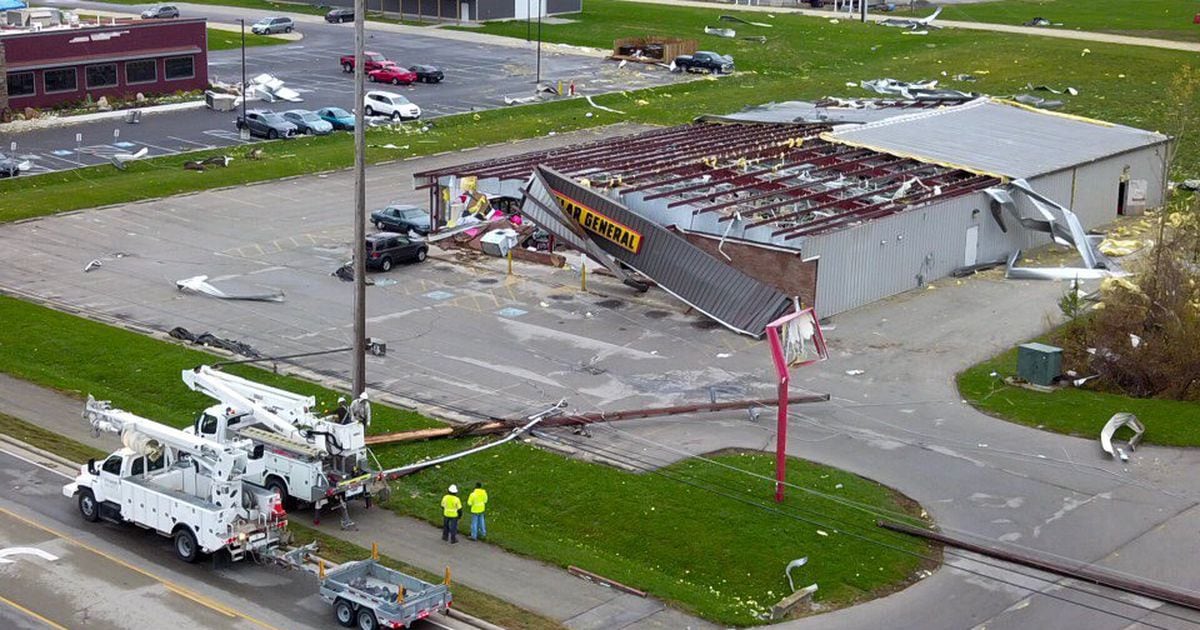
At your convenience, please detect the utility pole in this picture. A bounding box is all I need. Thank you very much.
[239,19,247,138]
[535,0,542,84]
[526,0,531,41]
[860,0,866,23]
[352,0,368,397]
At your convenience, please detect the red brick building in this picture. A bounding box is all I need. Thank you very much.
[1,17,208,111]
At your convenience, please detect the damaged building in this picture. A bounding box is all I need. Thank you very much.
[414,97,1169,325]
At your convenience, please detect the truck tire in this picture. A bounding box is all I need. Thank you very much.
[174,526,200,563]
[78,488,100,523]
[356,609,378,630]
[333,599,356,627]
[266,477,296,511]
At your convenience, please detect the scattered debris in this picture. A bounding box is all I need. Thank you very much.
[250,73,303,103]
[859,78,973,101]
[584,95,626,115]
[83,259,102,272]
[785,557,808,591]
[183,155,233,172]
[109,146,148,170]
[1023,17,1062,27]
[878,7,942,31]
[168,326,260,358]
[1025,83,1079,96]
[845,369,865,376]
[1011,93,1063,109]
[1178,179,1200,192]
[950,260,1005,277]
[719,14,772,28]
[742,35,768,43]
[1098,239,1142,257]
[704,26,737,38]
[1100,412,1144,461]
[176,275,285,302]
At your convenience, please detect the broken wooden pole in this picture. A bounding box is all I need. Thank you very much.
[364,394,829,446]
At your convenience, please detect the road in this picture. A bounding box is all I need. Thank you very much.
[0,444,475,630]
[5,0,679,174]
[2,119,1200,629]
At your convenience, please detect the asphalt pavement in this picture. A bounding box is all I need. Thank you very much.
[4,0,679,174]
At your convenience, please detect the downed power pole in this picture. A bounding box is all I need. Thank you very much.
[365,394,830,446]
[879,519,1200,612]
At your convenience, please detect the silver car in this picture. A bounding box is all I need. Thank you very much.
[141,5,179,18]
[251,16,294,34]
[282,110,333,136]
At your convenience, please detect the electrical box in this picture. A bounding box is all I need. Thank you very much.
[1017,342,1062,386]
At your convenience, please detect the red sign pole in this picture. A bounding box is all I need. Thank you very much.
[766,325,788,503]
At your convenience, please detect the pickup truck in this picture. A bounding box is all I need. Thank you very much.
[341,52,391,74]
[672,51,735,74]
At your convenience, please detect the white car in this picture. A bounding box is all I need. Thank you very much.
[363,91,421,121]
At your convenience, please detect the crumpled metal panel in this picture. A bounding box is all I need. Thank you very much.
[526,166,794,337]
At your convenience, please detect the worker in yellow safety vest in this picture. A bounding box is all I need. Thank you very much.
[441,485,462,544]
[467,482,488,540]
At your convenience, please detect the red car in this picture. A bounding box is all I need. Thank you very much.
[368,64,417,86]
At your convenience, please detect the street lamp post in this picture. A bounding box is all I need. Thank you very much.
[239,18,247,139]
[352,0,368,396]
[535,0,542,84]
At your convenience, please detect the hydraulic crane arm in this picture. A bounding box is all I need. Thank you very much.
[83,396,247,481]
[182,366,311,437]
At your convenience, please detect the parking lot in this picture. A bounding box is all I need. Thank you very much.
[5,14,681,175]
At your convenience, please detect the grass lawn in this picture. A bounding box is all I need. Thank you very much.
[0,294,933,625]
[959,344,1200,446]
[4,0,1200,220]
[0,412,109,463]
[207,28,291,51]
[893,0,1200,42]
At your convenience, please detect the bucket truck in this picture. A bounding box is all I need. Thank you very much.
[181,365,380,525]
[63,396,286,563]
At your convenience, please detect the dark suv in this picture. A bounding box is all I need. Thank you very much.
[365,232,428,271]
[325,7,354,22]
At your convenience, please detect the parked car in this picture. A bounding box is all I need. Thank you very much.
[363,91,421,121]
[409,65,444,84]
[236,110,297,139]
[365,232,428,271]
[251,16,294,34]
[282,110,333,135]
[0,153,25,178]
[140,5,179,18]
[371,204,431,235]
[325,7,354,23]
[368,64,417,86]
[341,51,391,74]
[672,51,734,74]
[315,107,355,130]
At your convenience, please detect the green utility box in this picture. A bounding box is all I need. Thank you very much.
[1017,342,1062,386]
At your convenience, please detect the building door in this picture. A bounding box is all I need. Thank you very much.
[964,225,979,267]
[460,1,469,19]
[1117,181,1129,216]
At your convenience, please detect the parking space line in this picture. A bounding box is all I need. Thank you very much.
[168,135,215,149]
[0,593,70,630]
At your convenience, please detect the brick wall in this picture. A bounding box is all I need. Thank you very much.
[0,41,8,113]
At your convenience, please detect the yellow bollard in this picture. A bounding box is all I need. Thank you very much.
[444,566,452,586]
[372,542,379,561]
[318,559,326,579]
[507,249,513,276]
[581,263,587,292]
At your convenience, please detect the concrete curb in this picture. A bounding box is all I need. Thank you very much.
[0,432,80,477]
[1,100,206,133]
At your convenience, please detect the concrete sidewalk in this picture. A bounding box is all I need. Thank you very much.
[0,373,713,630]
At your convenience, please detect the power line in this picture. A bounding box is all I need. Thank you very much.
[535,430,1194,629]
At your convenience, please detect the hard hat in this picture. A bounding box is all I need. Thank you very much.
[359,392,369,400]
[448,484,458,494]
[337,396,346,403]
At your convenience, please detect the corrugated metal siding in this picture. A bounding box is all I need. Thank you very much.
[805,194,989,316]
[535,167,794,336]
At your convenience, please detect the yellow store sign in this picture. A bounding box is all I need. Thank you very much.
[555,193,643,254]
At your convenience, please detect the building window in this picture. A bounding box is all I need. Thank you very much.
[6,72,35,97]
[164,56,194,80]
[43,67,78,94]
[125,59,157,85]
[86,63,118,89]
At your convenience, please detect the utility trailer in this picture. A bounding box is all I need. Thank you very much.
[321,559,452,630]
[65,397,286,562]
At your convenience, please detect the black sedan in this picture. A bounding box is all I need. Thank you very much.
[371,204,431,235]
[409,65,444,84]
[325,7,353,23]
[365,233,428,271]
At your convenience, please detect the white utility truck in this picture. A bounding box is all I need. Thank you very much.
[64,396,286,562]
[181,365,380,526]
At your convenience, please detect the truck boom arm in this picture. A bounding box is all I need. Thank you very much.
[182,366,313,437]
[84,395,247,481]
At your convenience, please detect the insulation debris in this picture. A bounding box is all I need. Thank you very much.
[584,95,626,115]
[704,26,737,38]
[1011,93,1063,109]
[176,275,285,302]
[719,14,772,28]
[1023,17,1062,27]
[109,146,148,170]
[250,73,303,103]
[168,326,260,357]
[859,78,973,101]
[1098,239,1142,257]
[785,557,808,592]
[878,7,942,31]
[1100,412,1144,461]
